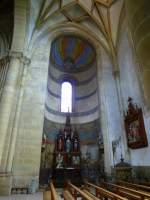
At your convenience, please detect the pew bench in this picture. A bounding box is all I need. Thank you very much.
[43,190,51,200]
[43,182,58,200]
[63,190,74,200]
[67,182,94,200]
[117,181,150,193]
[85,182,127,200]
[102,182,150,200]
[82,188,100,200]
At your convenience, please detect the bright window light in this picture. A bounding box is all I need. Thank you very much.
[61,82,72,112]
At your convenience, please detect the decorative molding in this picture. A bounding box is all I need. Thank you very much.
[47,85,97,100]
[8,52,31,66]
[21,56,31,65]
[9,51,23,60]
[113,70,120,77]
[47,86,60,99]
[48,70,97,86]
[76,89,97,100]
[0,55,10,66]
[45,104,99,117]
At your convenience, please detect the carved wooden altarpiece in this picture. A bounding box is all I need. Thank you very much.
[52,112,82,187]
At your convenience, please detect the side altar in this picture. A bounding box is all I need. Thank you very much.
[52,113,82,187]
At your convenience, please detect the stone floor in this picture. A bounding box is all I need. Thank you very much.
[0,191,64,200]
[0,193,43,200]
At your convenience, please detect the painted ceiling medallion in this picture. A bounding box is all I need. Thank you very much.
[50,35,96,73]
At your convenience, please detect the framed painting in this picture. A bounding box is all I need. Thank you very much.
[124,97,148,149]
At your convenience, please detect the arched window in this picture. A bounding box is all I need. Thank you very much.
[61,82,72,112]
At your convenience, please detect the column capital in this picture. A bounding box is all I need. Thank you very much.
[9,51,23,60]
[9,51,31,65]
[113,70,120,77]
[21,56,31,65]
[0,55,10,65]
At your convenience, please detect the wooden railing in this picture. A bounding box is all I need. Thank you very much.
[85,182,127,200]
[102,182,150,200]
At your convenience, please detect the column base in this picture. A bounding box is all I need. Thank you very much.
[0,172,12,195]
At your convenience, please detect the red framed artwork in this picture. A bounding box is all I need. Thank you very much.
[124,97,148,149]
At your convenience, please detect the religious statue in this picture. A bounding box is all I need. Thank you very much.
[56,153,64,168]
[66,136,72,153]
[57,129,64,151]
[73,138,79,152]
[72,156,80,165]
[72,129,79,152]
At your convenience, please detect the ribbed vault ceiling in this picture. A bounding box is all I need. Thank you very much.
[28,0,124,70]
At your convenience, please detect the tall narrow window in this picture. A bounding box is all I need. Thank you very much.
[61,82,72,112]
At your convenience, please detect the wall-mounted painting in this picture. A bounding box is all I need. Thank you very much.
[124,97,148,149]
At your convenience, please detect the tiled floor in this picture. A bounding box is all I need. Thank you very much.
[0,193,43,200]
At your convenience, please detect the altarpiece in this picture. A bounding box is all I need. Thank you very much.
[52,113,82,186]
[124,97,148,149]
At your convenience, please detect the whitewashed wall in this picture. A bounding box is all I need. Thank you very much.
[45,55,99,124]
[118,23,150,167]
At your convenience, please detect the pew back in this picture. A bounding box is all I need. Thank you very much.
[118,181,150,193]
[63,190,74,200]
[43,190,51,200]
[102,182,150,200]
[50,182,59,200]
[67,182,94,200]
[85,182,127,200]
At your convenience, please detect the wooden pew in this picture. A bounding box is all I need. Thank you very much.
[139,182,150,187]
[82,188,100,200]
[102,182,150,200]
[43,190,51,200]
[49,182,59,200]
[117,181,150,193]
[67,182,95,200]
[63,190,74,200]
[85,182,127,200]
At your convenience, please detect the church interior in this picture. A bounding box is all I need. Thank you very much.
[0,0,150,199]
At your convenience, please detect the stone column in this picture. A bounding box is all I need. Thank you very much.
[0,52,23,170]
[5,56,31,172]
[0,52,23,195]
[113,70,130,163]
[125,0,150,109]
[96,48,112,174]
